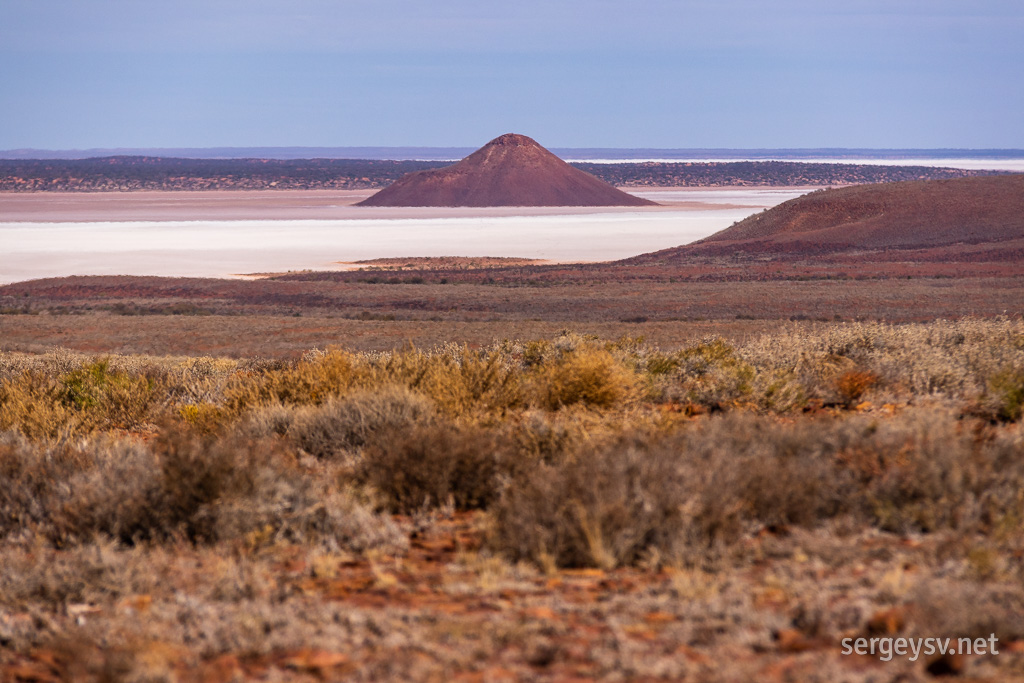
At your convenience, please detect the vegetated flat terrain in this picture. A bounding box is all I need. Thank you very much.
[3,176,1024,681]
[2,319,1024,682]
[1,275,1024,358]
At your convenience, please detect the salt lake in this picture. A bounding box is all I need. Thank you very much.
[0,188,811,284]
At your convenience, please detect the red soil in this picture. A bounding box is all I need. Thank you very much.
[357,133,657,207]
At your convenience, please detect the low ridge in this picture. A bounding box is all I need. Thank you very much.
[357,133,656,207]
[628,174,1024,263]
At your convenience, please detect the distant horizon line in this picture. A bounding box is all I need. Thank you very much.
[3,145,1024,161]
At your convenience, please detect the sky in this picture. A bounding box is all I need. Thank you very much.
[1,0,1022,150]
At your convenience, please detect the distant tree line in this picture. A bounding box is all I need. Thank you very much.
[0,156,1005,192]
[573,160,1006,187]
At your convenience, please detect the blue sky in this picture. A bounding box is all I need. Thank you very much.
[1,0,1022,149]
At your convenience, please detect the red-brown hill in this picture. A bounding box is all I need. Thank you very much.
[627,174,1024,263]
[357,133,657,207]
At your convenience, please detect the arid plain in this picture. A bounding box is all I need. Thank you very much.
[3,157,1024,682]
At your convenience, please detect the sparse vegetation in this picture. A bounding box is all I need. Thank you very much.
[3,318,1024,679]
[0,156,1001,192]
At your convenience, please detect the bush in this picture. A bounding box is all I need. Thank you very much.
[988,366,1024,421]
[0,360,157,438]
[488,433,690,569]
[488,408,1021,568]
[834,369,879,407]
[358,423,514,513]
[287,386,436,459]
[0,428,406,553]
[225,348,356,410]
[59,360,158,430]
[530,347,638,410]
[362,344,522,416]
[0,371,81,439]
[664,339,757,410]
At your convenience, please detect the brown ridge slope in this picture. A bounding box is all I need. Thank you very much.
[357,133,657,207]
[629,174,1024,262]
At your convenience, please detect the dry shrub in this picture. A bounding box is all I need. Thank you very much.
[164,355,238,405]
[743,318,1024,402]
[362,344,522,416]
[0,432,90,540]
[225,345,521,418]
[0,370,81,439]
[0,538,160,616]
[147,429,403,551]
[488,417,851,569]
[657,338,758,410]
[0,432,161,545]
[176,402,229,434]
[59,360,159,429]
[241,402,297,439]
[225,348,357,410]
[488,409,1024,568]
[842,409,999,533]
[488,433,691,569]
[698,425,851,534]
[358,423,517,513]
[287,385,436,458]
[0,428,405,553]
[503,408,594,462]
[986,365,1024,421]
[0,360,158,438]
[834,369,879,407]
[210,464,406,554]
[530,347,638,410]
[718,408,997,536]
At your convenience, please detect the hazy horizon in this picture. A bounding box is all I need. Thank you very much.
[3,145,1024,163]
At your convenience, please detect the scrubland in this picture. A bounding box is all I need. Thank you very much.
[2,317,1024,680]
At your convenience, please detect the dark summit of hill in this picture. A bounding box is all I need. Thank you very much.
[357,134,657,207]
[628,174,1024,263]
